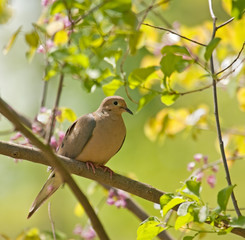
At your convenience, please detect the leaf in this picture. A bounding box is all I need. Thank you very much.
[63,54,89,68]
[175,212,194,230]
[230,216,245,228]
[232,0,245,19]
[162,197,186,216]
[25,31,39,48]
[161,92,179,106]
[186,180,201,197]
[177,202,193,216]
[3,26,22,55]
[204,38,221,61]
[237,87,245,111]
[161,45,190,56]
[198,205,208,222]
[57,107,77,123]
[217,185,235,211]
[102,79,123,96]
[129,31,142,55]
[183,236,195,240]
[159,193,174,208]
[0,0,12,24]
[137,92,157,112]
[137,217,165,240]
[128,66,158,89]
[54,30,68,46]
[74,203,84,217]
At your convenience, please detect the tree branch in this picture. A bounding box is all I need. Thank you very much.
[208,0,242,217]
[0,97,110,240]
[1,140,245,237]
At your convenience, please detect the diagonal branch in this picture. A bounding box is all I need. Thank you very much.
[0,97,110,240]
[1,140,245,238]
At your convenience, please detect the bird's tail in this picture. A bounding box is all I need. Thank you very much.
[27,171,62,219]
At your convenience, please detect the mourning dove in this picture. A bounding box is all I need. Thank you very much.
[27,96,133,218]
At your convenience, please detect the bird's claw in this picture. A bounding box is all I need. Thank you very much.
[85,162,114,178]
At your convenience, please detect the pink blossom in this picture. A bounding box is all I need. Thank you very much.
[10,132,22,141]
[63,16,71,28]
[106,189,127,208]
[207,175,216,188]
[41,0,50,7]
[115,199,127,208]
[73,225,96,240]
[194,153,203,162]
[50,136,58,149]
[54,13,61,21]
[37,45,45,54]
[46,39,54,50]
[203,155,208,164]
[106,198,115,205]
[58,131,65,143]
[187,161,195,171]
[196,171,204,181]
[212,165,219,173]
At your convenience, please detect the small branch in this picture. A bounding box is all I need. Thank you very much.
[0,98,110,240]
[216,17,235,30]
[217,41,245,75]
[208,0,242,217]
[142,23,206,47]
[46,71,64,144]
[48,202,56,240]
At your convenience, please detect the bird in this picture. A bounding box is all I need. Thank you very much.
[27,96,133,218]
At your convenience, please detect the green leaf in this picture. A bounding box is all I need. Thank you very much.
[159,193,174,208]
[137,217,165,240]
[25,31,39,48]
[162,197,186,216]
[129,31,142,55]
[183,236,195,240]
[161,92,179,106]
[230,216,245,229]
[177,202,193,216]
[204,38,221,61]
[64,54,89,68]
[128,66,158,89]
[175,212,194,230]
[3,26,22,55]
[50,0,66,15]
[217,185,235,211]
[186,180,201,197]
[137,92,157,112]
[161,45,190,56]
[232,0,245,19]
[102,79,123,96]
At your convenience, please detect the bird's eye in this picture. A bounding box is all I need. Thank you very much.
[113,101,118,105]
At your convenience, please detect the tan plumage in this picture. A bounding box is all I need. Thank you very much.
[27,96,133,218]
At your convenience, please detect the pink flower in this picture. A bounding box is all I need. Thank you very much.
[41,0,50,7]
[50,136,58,149]
[194,153,203,162]
[106,197,115,205]
[10,132,22,141]
[207,175,216,188]
[37,45,45,54]
[187,161,195,171]
[106,189,127,208]
[212,165,219,173]
[58,131,65,143]
[74,225,96,240]
[54,13,61,21]
[196,171,204,181]
[203,155,208,164]
[46,39,54,50]
[63,16,71,28]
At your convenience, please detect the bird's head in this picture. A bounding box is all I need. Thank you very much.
[99,96,133,115]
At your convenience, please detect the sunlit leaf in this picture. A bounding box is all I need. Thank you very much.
[177,201,193,216]
[159,193,174,208]
[3,26,22,55]
[137,92,157,112]
[129,30,143,55]
[54,30,69,46]
[74,203,84,217]
[25,31,39,48]
[175,212,194,230]
[63,54,89,68]
[161,45,190,56]
[57,107,77,123]
[186,180,201,197]
[137,217,165,240]
[0,0,12,24]
[50,0,66,15]
[102,79,123,96]
[128,66,159,89]
[45,69,57,81]
[161,92,179,106]
[217,185,235,211]
[162,197,186,216]
[183,235,195,240]
[232,0,245,19]
[204,38,221,61]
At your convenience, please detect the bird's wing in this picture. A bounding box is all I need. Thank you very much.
[57,113,96,159]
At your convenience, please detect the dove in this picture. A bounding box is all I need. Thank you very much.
[27,96,133,218]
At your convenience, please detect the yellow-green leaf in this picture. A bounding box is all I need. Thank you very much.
[57,107,77,123]
[64,54,89,68]
[3,26,22,55]
[74,203,84,217]
[175,213,194,230]
[161,93,179,106]
[25,31,39,48]
[102,79,123,96]
[204,38,221,61]
[54,30,68,46]
[162,197,186,216]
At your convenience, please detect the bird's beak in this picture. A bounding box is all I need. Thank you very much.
[124,107,133,115]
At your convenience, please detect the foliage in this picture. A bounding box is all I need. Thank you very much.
[1,0,245,239]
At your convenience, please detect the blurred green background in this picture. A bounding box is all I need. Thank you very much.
[0,0,244,239]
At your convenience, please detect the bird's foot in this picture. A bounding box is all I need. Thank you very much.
[97,165,114,179]
[85,162,114,178]
[86,161,96,174]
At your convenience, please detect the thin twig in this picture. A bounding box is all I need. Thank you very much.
[208,0,241,217]
[217,41,245,75]
[142,23,206,47]
[48,202,56,240]
[216,17,235,30]
[0,98,110,240]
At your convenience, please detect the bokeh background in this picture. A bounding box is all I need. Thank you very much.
[0,0,245,239]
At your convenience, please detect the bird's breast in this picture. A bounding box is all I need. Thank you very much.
[76,115,126,165]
